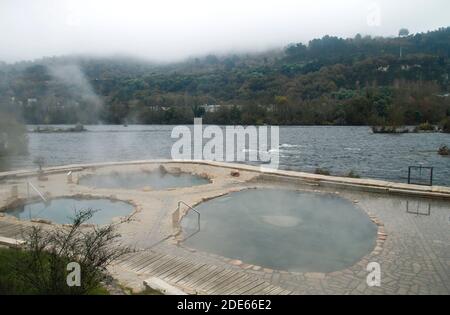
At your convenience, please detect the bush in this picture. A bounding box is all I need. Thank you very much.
[438,145,449,156]
[346,170,361,178]
[414,122,436,132]
[442,118,450,133]
[315,168,331,176]
[1,209,130,295]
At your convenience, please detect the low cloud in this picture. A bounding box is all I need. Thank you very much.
[0,0,449,63]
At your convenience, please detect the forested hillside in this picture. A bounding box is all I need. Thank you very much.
[0,27,449,126]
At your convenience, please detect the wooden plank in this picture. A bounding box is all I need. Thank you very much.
[226,277,261,295]
[212,274,252,295]
[0,229,23,238]
[0,224,25,235]
[231,279,266,295]
[153,258,188,276]
[125,253,159,269]
[220,275,254,294]
[0,222,18,230]
[135,255,171,273]
[129,252,167,270]
[208,273,249,294]
[242,282,272,295]
[160,261,194,280]
[256,284,285,295]
[131,253,166,271]
[119,252,154,267]
[168,264,206,283]
[138,255,177,273]
[196,269,235,291]
[205,272,241,294]
[178,265,219,287]
[178,265,218,287]
[116,251,142,264]
[261,286,284,295]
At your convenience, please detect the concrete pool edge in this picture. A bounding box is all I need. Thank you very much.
[1,159,450,200]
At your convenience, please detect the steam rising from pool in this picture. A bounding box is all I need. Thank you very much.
[6,198,134,225]
[182,189,377,273]
[79,169,210,190]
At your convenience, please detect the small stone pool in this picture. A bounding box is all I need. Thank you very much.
[79,170,210,190]
[6,198,134,225]
[181,189,377,273]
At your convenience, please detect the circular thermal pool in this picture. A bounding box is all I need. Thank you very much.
[181,189,377,273]
[5,198,134,225]
[79,170,210,190]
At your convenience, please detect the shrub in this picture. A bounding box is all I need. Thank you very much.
[8,209,130,295]
[438,145,449,156]
[442,118,450,133]
[414,122,436,132]
[346,170,361,178]
[315,168,331,176]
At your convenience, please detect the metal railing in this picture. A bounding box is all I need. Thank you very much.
[406,201,431,217]
[27,181,47,203]
[407,166,434,186]
[177,201,201,241]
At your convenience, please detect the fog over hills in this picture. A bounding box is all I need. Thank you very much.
[1,0,450,63]
[1,26,448,127]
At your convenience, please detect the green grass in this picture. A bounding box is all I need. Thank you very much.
[0,247,32,294]
[0,247,109,295]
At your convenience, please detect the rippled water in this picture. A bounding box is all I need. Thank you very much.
[1,125,449,186]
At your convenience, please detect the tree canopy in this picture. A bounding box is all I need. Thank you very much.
[0,27,449,126]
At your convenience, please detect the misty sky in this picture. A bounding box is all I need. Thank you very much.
[0,0,448,63]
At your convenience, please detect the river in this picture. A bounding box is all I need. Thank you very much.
[1,125,449,186]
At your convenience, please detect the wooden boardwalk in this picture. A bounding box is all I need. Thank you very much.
[116,250,292,295]
[0,220,30,239]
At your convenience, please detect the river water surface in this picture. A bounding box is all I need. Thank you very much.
[1,125,449,186]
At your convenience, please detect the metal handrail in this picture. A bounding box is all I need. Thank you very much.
[177,201,201,241]
[27,181,47,203]
[178,200,200,226]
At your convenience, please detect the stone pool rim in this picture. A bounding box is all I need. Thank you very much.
[175,186,387,276]
[0,193,139,226]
